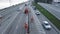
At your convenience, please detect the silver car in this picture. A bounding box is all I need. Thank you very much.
[35,10,40,15]
[42,21,51,30]
[36,12,40,15]
[32,6,37,10]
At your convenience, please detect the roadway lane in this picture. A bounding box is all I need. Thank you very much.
[0,3,25,34]
[8,4,28,34]
[0,4,24,25]
[38,3,60,20]
[52,3,60,8]
[29,11,40,34]
[32,7,59,34]
[9,12,26,34]
[0,3,24,24]
[0,11,19,34]
[0,2,46,34]
[37,12,58,34]
[29,5,46,34]
[0,11,17,25]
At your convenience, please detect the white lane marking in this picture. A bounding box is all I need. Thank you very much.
[2,12,19,34]
[16,25,18,29]
[15,14,24,30]
[29,6,46,34]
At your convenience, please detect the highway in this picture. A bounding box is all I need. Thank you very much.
[31,5,59,34]
[9,11,26,34]
[29,5,46,34]
[1,1,60,34]
[38,3,60,20]
[0,3,25,34]
[53,3,60,8]
[9,5,28,34]
[36,10,58,34]
[0,2,46,34]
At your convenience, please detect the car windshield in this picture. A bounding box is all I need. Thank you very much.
[45,23,49,25]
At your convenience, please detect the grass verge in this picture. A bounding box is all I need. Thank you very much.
[33,3,60,30]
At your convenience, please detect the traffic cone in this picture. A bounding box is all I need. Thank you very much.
[24,23,28,30]
[24,22,29,34]
[24,8,29,14]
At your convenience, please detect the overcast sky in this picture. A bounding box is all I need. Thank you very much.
[0,0,28,3]
[0,0,28,9]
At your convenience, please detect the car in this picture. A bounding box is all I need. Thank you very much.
[35,11,40,15]
[25,4,28,6]
[42,21,51,30]
[32,6,37,10]
[17,8,21,11]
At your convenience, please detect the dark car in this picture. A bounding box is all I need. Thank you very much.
[25,4,27,6]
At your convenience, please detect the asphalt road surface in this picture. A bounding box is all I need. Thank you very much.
[0,2,46,34]
[29,5,46,34]
[31,4,60,34]
[0,3,25,34]
[8,5,28,34]
[37,12,58,34]
[38,3,60,20]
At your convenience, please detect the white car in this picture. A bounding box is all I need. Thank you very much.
[32,6,37,10]
[35,11,40,15]
[42,21,51,30]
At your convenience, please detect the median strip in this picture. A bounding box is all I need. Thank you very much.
[33,3,60,30]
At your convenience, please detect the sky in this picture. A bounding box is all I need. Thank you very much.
[0,0,28,9]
